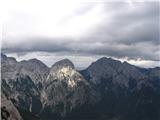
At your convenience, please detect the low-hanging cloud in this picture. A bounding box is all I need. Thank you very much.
[2,1,160,67]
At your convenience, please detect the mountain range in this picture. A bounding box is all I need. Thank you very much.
[1,53,160,120]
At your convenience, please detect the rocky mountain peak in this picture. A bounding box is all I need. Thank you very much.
[1,53,17,65]
[89,57,122,70]
[20,58,49,71]
[50,59,75,76]
[1,53,160,120]
[123,61,129,64]
[82,57,145,86]
[43,58,91,116]
[18,59,49,87]
[27,58,42,63]
[51,58,74,69]
[48,59,83,86]
[98,57,113,61]
[1,53,7,60]
[48,59,75,80]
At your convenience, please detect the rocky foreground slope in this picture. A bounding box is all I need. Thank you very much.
[1,53,160,120]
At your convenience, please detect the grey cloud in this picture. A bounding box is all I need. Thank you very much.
[2,37,72,53]
[2,2,160,64]
[91,2,159,44]
[68,41,160,61]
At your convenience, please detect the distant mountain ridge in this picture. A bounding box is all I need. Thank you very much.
[1,53,160,120]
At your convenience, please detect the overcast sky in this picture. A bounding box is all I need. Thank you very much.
[1,0,160,69]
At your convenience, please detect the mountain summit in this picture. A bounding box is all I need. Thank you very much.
[51,58,74,69]
[1,54,160,120]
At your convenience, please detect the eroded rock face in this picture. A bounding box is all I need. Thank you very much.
[1,54,49,90]
[82,57,146,88]
[2,74,42,115]
[18,59,49,88]
[1,54,99,119]
[1,54,19,81]
[1,94,23,120]
[81,57,160,120]
[42,59,94,116]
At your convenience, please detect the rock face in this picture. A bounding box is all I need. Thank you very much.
[81,57,145,87]
[1,53,160,120]
[1,54,49,89]
[1,54,98,120]
[18,59,49,88]
[1,54,18,81]
[1,93,23,120]
[41,59,97,118]
[81,57,160,120]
